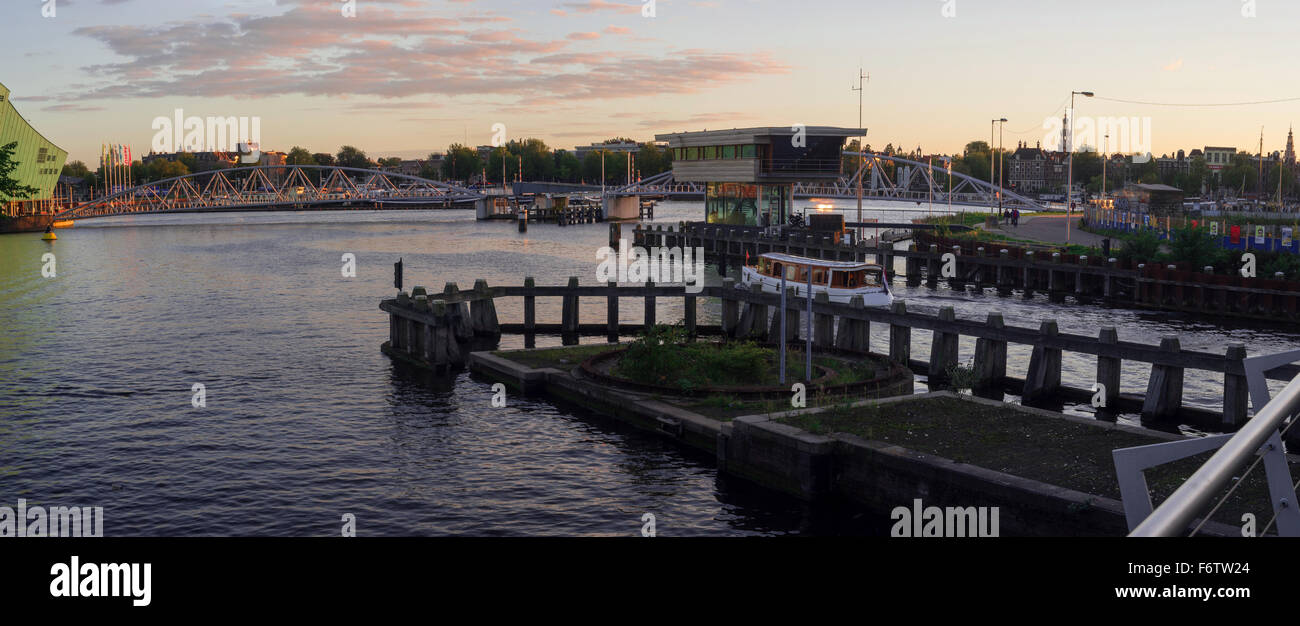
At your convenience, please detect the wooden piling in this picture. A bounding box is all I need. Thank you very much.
[684,293,697,337]
[721,277,739,336]
[523,277,536,349]
[769,287,799,343]
[644,279,656,328]
[561,276,579,345]
[1142,336,1184,420]
[973,312,1007,392]
[834,295,869,352]
[606,280,619,343]
[1022,319,1062,405]
[889,300,910,367]
[928,306,958,384]
[812,291,834,348]
[471,279,500,338]
[1223,344,1248,427]
[1095,327,1121,410]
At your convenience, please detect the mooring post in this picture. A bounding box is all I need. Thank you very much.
[1096,326,1121,411]
[928,306,958,385]
[1023,251,1035,296]
[1105,258,1118,299]
[812,291,834,348]
[889,300,910,367]
[996,249,1011,295]
[607,280,619,343]
[608,222,620,248]
[973,312,1007,393]
[523,276,536,349]
[1142,336,1184,420]
[1022,319,1062,405]
[1223,344,1249,427]
[721,277,739,336]
[561,276,580,345]
[644,279,656,329]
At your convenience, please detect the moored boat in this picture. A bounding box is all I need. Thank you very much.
[741,252,892,306]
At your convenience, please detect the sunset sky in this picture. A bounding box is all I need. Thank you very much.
[7,0,1300,165]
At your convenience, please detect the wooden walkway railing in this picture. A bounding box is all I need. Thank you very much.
[382,278,1300,430]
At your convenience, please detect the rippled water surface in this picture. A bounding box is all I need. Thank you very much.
[1,200,1296,535]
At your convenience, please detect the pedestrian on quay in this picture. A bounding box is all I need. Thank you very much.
[1011,207,1020,227]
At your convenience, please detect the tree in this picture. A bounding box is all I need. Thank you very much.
[637,142,670,178]
[0,142,41,200]
[335,145,371,169]
[419,153,442,180]
[312,153,336,167]
[286,146,314,165]
[554,149,581,183]
[378,157,403,168]
[440,144,481,182]
[61,160,90,179]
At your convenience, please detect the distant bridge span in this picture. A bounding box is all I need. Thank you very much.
[611,152,1049,211]
[57,165,487,220]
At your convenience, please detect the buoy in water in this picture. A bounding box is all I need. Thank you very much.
[42,232,57,241]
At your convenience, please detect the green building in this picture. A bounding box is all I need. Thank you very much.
[1,81,68,217]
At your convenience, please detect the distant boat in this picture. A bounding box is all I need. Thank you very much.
[741,252,893,306]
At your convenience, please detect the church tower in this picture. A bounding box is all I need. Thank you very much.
[1286,125,1295,166]
[1061,112,1069,153]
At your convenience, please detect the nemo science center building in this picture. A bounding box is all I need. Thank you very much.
[654,126,862,226]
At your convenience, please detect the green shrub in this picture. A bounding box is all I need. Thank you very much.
[1167,226,1228,271]
[616,324,766,390]
[1117,228,1162,264]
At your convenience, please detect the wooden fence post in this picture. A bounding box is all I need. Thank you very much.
[1022,319,1062,405]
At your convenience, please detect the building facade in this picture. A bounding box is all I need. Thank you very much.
[656,126,862,226]
[1,82,68,216]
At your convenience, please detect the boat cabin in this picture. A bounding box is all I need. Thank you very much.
[753,253,884,288]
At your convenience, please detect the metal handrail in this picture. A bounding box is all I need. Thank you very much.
[1130,373,1300,536]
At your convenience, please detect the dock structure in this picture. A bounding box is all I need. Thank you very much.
[380,278,1294,432]
[633,222,1300,322]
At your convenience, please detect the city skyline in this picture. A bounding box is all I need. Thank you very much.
[8,0,1300,165]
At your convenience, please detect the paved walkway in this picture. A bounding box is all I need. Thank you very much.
[988,213,1115,249]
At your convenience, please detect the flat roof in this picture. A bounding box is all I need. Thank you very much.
[759,252,881,270]
[656,126,866,146]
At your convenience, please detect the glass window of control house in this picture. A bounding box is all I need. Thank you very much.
[706,183,759,225]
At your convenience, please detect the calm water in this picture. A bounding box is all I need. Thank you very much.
[1,199,1296,536]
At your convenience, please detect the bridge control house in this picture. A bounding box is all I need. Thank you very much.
[654,126,863,226]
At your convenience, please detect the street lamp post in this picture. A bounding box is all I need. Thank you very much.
[998,119,1007,218]
[1067,91,1095,244]
[991,118,1006,217]
[1102,133,1108,200]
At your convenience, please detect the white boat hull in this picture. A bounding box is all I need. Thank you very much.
[741,266,893,307]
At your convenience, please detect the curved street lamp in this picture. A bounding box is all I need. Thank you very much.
[1067,91,1094,243]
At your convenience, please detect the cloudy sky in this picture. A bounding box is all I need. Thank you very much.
[6,0,1300,164]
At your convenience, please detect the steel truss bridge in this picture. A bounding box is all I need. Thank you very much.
[611,151,1049,211]
[56,165,486,220]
